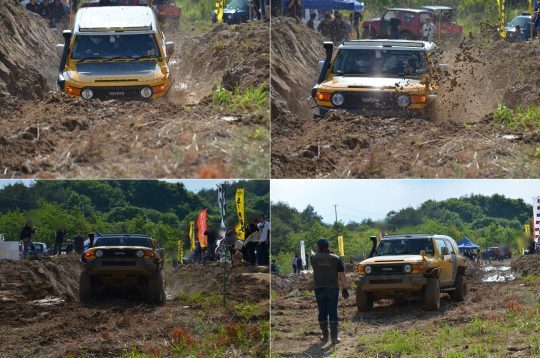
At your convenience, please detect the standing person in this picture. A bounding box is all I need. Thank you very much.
[317,13,333,38]
[292,255,298,274]
[306,12,316,30]
[311,239,349,345]
[330,12,348,43]
[74,233,84,254]
[20,220,36,258]
[50,0,66,28]
[54,228,66,256]
[353,11,362,39]
[389,16,401,39]
[296,255,303,272]
[257,215,270,265]
[204,228,218,262]
[26,0,40,14]
[245,219,259,266]
[65,240,74,255]
[37,0,52,20]
[421,17,437,42]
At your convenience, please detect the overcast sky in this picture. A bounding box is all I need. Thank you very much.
[271,179,540,224]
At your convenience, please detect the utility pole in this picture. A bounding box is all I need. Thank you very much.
[333,204,338,226]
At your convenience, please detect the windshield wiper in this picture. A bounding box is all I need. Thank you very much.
[77,56,107,63]
[333,72,368,76]
[130,56,159,61]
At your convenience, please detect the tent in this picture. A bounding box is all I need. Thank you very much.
[303,0,365,12]
[457,237,480,251]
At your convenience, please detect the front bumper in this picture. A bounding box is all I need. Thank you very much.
[63,81,171,100]
[83,258,159,278]
[356,273,427,295]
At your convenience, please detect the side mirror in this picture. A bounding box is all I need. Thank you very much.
[165,41,175,59]
[441,246,449,256]
[56,44,65,57]
[317,60,325,74]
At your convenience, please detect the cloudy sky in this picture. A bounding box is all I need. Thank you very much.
[271,179,540,224]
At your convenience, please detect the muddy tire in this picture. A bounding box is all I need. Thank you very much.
[147,271,165,305]
[79,271,92,303]
[449,274,467,302]
[356,289,373,312]
[422,278,440,310]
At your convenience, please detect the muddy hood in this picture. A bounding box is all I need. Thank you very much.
[69,61,162,82]
[321,76,424,90]
[361,255,426,264]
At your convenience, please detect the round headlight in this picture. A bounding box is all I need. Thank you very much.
[364,265,372,274]
[136,250,144,258]
[81,88,94,100]
[95,249,103,258]
[397,94,410,108]
[404,264,412,273]
[140,86,153,99]
[331,92,345,106]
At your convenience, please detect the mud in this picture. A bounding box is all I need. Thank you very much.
[0,256,269,357]
[271,18,540,178]
[512,254,540,276]
[0,7,269,178]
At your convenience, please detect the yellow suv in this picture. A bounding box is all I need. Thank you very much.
[312,40,446,118]
[356,234,467,311]
[56,6,174,100]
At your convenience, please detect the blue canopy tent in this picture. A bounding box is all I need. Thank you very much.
[457,237,480,252]
[303,0,365,12]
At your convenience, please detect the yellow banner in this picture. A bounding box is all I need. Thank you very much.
[178,240,183,264]
[215,0,224,22]
[496,0,506,39]
[529,0,533,17]
[189,221,195,251]
[525,224,531,237]
[235,188,245,240]
[337,235,344,257]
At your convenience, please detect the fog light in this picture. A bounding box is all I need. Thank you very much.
[95,250,103,258]
[136,250,144,258]
[331,92,345,106]
[365,265,372,274]
[140,86,152,99]
[81,88,93,100]
[397,94,410,108]
[404,264,412,273]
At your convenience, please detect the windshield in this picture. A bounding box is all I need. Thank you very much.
[376,238,434,256]
[71,34,161,60]
[331,49,429,78]
[509,17,529,27]
[226,0,247,10]
[94,236,152,248]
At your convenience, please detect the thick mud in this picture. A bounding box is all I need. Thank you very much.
[0,256,270,357]
[0,5,269,178]
[271,18,540,178]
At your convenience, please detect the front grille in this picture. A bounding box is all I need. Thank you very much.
[369,264,405,275]
[87,86,145,99]
[342,92,399,109]
[101,261,137,266]
[370,279,402,284]
[100,249,139,258]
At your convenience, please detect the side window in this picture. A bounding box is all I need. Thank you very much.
[402,13,415,23]
[383,11,395,21]
[444,240,456,254]
[434,238,446,256]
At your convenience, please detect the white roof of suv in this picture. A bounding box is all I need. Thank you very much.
[340,40,436,52]
[74,6,157,34]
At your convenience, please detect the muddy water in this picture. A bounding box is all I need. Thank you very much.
[481,265,516,283]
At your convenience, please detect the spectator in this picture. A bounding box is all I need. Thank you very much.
[330,12,349,44]
[287,0,300,19]
[204,228,218,261]
[54,228,66,256]
[20,220,36,258]
[389,16,401,39]
[317,13,333,38]
[421,17,436,42]
[271,259,279,273]
[50,0,66,28]
[306,12,316,30]
[296,255,303,272]
[74,233,84,254]
[513,25,525,42]
[37,0,52,20]
[65,240,74,255]
[353,11,362,39]
[257,215,270,265]
[244,219,259,266]
[292,254,298,273]
[26,0,40,14]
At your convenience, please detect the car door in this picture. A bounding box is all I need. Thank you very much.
[444,239,458,284]
[434,238,452,286]
[381,10,395,37]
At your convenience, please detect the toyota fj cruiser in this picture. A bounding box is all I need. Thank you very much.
[79,233,165,304]
[312,40,447,118]
[356,234,467,311]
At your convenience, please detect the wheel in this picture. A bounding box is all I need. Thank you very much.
[449,274,467,302]
[422,278,440,310]
[79,271,92,303]
[147,271,165,305]
[356,289,373,312]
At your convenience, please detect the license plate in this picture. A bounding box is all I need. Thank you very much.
[109,91,125,96]
[362,97,379,103]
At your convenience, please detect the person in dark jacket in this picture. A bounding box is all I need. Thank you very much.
[50,0,66,27]
[306,12,316,30]
[26,0,40,14]
[37,0,52,20]
[20,220,36,258]
[204,228,218,261]
[54,228,66,256]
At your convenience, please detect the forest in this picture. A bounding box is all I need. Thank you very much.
[271,194,532,273]
[0,180,269,256]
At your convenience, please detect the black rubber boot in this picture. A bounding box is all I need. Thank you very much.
[319,321,329,342]
[330,322,340,344]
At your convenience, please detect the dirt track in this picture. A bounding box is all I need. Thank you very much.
[0,2,269,178]
[0,257,270,357]
[271,258,540,357]
[271,18,540,178]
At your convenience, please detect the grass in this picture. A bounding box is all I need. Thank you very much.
[493,102,540,130]
[175,0,215,33]
[229,125,269,178]
[212,83,269,115]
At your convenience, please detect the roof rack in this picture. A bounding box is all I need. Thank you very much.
[382,234,433,238]
[78,25,153,32]
[96,233,150,238]
[342,40,426,48]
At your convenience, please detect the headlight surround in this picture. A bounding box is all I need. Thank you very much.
[397,94,410,108]
[140,86,153,99]
[81,88,94,100]
[364,265,372,274]
[136,249,145,258]
[331,92,345,106]
[404,264,412,273]
[95,249,103,258]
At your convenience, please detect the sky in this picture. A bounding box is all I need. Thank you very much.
[271,179,540,224]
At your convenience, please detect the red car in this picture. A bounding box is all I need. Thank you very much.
[79,0,181,26]
[421,6,463,39]
[362,7,462,40]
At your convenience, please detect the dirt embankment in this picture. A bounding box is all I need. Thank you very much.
[271,18,540,178]
[511,254,540,276]
[0,8,269,179]
[0,257,269,357]
[0,0,60,103]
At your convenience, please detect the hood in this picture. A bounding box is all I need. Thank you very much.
[69,61,163,82]
[321,76,424,91]
[361,254,426,264]
[91,246,152,250]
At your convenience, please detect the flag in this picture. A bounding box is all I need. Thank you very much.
[496,0,506,39]
[300,241,306,269]
[338,235,345,257]
[197,209,208,248]
[189,221,195,251]
[235,188,245,240]
[215,0,224,22]
[218,184,226,229]
[178,239,183,263]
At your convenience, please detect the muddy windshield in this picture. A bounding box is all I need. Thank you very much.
[71,34,161,60]
[226,0,247,10]
[94,236,153,248]
[376,238,434,256]
[331,49,428,78]
[509,16,530,28]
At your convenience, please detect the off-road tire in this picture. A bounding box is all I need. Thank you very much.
[449,274,467,302]
[79,271,92,303]
[422,278,440,310]
[356,289,373,312]
[147,271,165,305]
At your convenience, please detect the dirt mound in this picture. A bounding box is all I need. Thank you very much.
[511,254,540,276]
[0,256,81,302]
[0,0,60,103]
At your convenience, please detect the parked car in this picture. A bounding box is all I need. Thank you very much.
[505,13,533,40]
[421,6,463,39]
